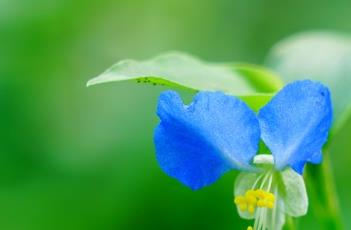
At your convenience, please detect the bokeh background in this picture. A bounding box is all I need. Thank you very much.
[1,0,351,229]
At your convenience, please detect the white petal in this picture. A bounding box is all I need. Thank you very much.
[281,167,308,216]
[266,194,286,230]
[234,172,260,219]
[253,154,274,165]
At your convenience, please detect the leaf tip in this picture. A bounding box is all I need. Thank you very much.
[86,78,97,87]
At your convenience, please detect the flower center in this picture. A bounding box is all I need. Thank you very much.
[234,171,277,230]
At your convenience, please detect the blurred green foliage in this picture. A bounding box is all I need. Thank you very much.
[1,0,351,229]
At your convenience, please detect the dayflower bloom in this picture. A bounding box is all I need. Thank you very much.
[154,80,332,230]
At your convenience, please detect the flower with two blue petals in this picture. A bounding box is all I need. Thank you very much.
[154,80,332,230]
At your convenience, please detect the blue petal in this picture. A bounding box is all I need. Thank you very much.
[258,80,332,173]
[307,151,323,164]
[154,90,260,190]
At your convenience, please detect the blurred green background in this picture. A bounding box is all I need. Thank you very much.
[1,0,351,229]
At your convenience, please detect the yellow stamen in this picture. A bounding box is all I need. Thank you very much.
[245,190,256,197]
[239,203,247,212]
[266,192,275,201]
[257,200,265,207]
[266,201,274,209]
[234,196,246,205]
[245,195,256,205]
[234,189,275,214]
[248,205,255,214]
[254,189,265,199]
[247,226,253,230]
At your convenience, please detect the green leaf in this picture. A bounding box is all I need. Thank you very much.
[230,63,283,93]
[232,63,283,111]
[265,32,351,133]
[240,94,274,112]
[87,52,283,110]
[87,52,255,94]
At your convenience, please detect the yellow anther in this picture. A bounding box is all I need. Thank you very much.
[239,203,247,212]
[257,200,265,207]
[247,226,253,230]
[246,195,257,205]
[248,204,255,214]
[234,196,246,205]
[255,189,265,199]
[245,189,256,197]
[266,192,275,201]
[266,201,274,209]
[235,189,275,212]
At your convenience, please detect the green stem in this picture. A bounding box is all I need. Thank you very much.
[305,152,343,229]
[285,216,296,230]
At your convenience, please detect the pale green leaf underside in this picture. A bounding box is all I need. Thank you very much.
[266,32,351,133]
[87,52,282,110]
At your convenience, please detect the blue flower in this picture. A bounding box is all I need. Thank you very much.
[155,90,260,190]
[154,80,332,230]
